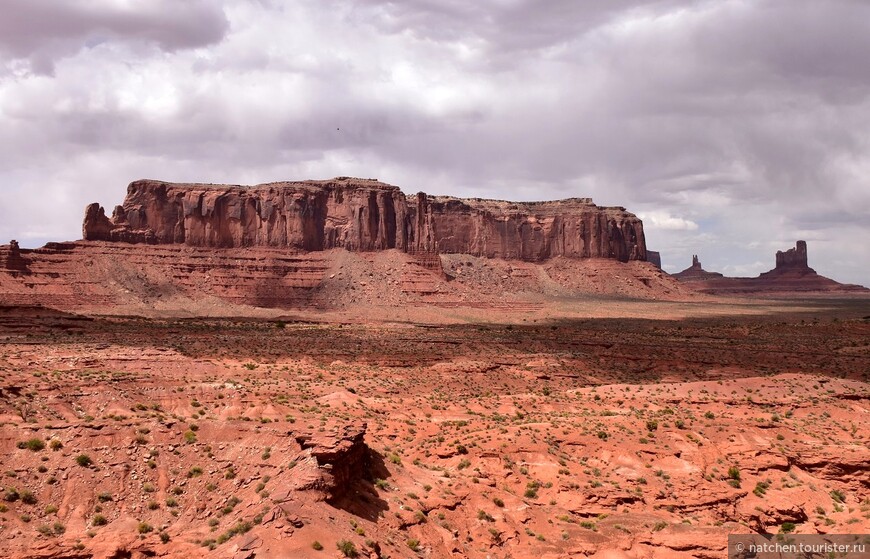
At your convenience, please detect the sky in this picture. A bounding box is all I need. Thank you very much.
[1,0,868,285]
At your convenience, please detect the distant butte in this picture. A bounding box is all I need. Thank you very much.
[674,241,867,294]
[672,254,723,281]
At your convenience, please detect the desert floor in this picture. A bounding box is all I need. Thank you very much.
[0,296,868,559]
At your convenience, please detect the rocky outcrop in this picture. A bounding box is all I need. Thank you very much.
[83,202,157,244]
[266,422,372,502]
[775,240,809,269]
[673,255,724,281]
[787,446,870,486]
[83,178,647,262]
[646,250,661,268]
[294,422,371,501]
[761,240,817,278]
[0,240,27,274]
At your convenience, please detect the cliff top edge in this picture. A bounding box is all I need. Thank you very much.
[125,178,616,209]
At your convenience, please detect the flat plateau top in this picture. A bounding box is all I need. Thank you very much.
[128,177,616,209]
[129,176,398,192]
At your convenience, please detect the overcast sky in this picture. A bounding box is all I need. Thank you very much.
[1,0,868,285]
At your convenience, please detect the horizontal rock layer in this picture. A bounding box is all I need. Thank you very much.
[83,177,647,262]
[0,241,683,313]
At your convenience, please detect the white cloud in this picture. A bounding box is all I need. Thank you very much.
[637,211,699,231]
[0,0,868,286]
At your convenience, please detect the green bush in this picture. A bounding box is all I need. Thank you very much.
[20,489,36,504]
[727,466,740,481]
[336,539,358,557]
[726,466,741,487]
[753,481,770,497]
[17,438,45,452]
[36,524,52,536]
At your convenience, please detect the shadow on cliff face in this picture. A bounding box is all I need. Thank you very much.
[327,449,391,522]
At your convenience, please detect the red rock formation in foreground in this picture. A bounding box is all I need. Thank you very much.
[83,177,648,262]
[675,241,868,294]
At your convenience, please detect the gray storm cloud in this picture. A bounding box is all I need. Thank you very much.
[0,0,228,73]
[0,0,868,285]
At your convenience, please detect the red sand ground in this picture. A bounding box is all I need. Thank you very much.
[0,295,868,559]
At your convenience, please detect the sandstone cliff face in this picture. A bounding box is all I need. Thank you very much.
[646,250,661,268]
[410,195,646,261]
[83,178,647,262]
[85,178,408,252]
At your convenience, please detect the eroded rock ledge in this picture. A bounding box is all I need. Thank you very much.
[83,177,647,262]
